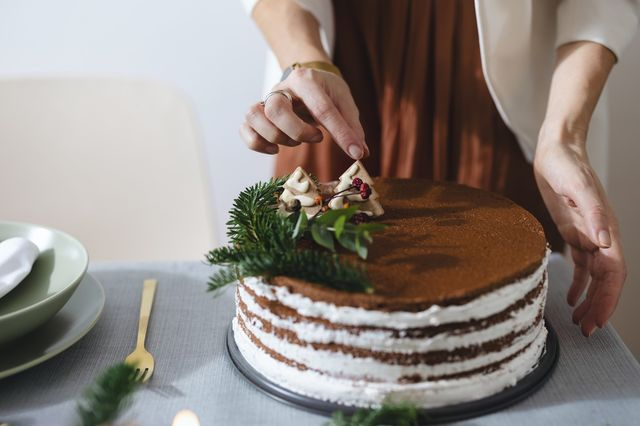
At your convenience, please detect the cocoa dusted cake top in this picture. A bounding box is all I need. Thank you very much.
[272,177,547,311]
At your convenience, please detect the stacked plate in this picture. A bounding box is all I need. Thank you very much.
[0,221,105,378]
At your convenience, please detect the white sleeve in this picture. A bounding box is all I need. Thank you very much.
[241,0,258,14]
[556,0,640,59]
[240,0,334,57]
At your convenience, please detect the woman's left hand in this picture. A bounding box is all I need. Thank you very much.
[534,131,626,337]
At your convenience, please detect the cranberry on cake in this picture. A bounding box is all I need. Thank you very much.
[208,161,549,408]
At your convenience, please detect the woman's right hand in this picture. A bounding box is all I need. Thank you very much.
[240,67,368,159]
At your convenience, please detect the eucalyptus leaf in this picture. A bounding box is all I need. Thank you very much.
[317,206,359,226]
[334,215,347,239]
[292,211,308,239]
[311,222,335,251]
[337,231,357,252]
[355,235,368,259]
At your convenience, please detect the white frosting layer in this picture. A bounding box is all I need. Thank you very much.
[243,249,549,328]
[238,307,543,381]
[234,249,549,407]
[233,318,548,408]
[237,275,547,353]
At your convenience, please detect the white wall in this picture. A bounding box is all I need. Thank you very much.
[0,0,273,242]
[607,31,640,360]
[1,1,638,357]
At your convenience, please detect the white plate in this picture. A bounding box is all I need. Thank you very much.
[0,272,104,379]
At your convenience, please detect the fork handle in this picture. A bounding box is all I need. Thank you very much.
[136,279,157,349]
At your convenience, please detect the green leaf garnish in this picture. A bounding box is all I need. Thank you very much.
[292,210,308,240]
[77,363,140,426]
[206,178,371,294]
[317,205,358,226]
[334,215,347,239]
[311,221,336,251]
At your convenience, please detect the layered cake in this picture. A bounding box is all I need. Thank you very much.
[228,165,549,408]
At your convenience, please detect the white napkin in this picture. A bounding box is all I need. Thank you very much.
[0,237,40,300]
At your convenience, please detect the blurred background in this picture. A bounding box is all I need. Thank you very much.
[0,1,637,358]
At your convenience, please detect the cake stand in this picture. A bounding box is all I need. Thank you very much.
[226,320,559,424]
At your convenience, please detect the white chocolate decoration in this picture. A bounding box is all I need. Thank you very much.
[329,161,384,217]
[279,167,321,217]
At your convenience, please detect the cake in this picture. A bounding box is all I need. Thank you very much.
[228,168,549,408]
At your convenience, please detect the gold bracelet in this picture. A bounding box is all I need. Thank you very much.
[281,61,342,81]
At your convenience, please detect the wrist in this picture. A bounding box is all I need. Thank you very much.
[281,47,331,68]
[538,117,589,149]
[281,60,342,81]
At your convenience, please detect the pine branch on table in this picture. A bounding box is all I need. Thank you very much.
[326,402,422,426]
[76,363,140,426]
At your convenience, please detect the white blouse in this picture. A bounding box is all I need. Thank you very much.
[242,0,639,183]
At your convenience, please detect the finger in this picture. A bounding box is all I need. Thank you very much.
[584,244,626,328]
[567,248,591,307]
[287,75,366,160]
[572,297,591,326]
[571,177,611,248]
[580,311,598,337]
[263,95,324,143]
[331,90,369,157]
[245,103,299,146]
[239,123,279,155]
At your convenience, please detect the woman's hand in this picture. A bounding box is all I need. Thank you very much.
[534,132,626,337]
[240,67,368,159]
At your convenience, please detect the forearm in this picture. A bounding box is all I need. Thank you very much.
[540,41,616,146]
[252,0,330,68]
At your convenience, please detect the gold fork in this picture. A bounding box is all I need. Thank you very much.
[125,279,157,382]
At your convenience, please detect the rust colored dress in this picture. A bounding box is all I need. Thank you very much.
[274,0,564,251]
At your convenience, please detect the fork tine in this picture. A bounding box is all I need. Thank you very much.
[139,368,149,382]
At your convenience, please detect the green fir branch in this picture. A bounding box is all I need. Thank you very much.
[207,243,371,293]
[207,266,240,293]
[327,402,421,426]
[207,176,380,294]
[77,363,140,426]
[226,176,287,246]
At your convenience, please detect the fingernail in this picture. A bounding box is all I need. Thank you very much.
[598,230,611,248]
[310,132,323,143]
[348,144,363,159]
[265,145,278,154]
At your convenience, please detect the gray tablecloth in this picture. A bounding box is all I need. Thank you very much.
[1,255,639,425]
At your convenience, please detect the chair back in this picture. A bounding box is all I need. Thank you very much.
[0,78,216,261]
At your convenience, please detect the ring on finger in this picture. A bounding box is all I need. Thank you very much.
[261,89,294,106]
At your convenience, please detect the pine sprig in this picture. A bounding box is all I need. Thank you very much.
[226,176,287,246]
[208,176,375,294]
[327,402,421,426]
[207,243,371,293]
[77,363,140,426]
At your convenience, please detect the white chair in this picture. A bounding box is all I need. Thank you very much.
[0,78,216,261]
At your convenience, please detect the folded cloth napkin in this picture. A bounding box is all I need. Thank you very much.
[0,237,40,300]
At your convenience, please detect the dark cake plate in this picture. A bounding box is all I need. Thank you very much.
[226,319,559,424]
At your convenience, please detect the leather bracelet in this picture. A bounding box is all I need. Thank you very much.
[280,61,342,81]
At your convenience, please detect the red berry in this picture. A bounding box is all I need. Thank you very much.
[360,183,372,199]
[352,177,363,188]
[352,213,369,224]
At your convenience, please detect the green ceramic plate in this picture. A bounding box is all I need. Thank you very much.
[0,272,104,379]
[0,221,88,344]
